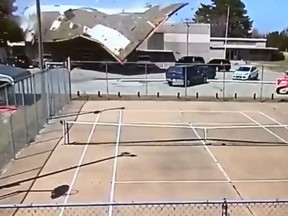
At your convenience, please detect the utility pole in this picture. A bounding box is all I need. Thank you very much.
[36,0,44,70]
[224,4,230,59]
[183,19,191,56]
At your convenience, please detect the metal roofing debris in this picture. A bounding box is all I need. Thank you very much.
[23,3,188,63]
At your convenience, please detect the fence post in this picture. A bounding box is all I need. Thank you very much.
[222,69,226,101]
[20,80,29,145]
[222,198,228,216]
[44,71,51,122]
[105,62,109,98]
[4,84,9,106]
[49,70,56,116]
[259,65,264,102]
[145,63,148,95]
[185,67,187,97]
[62,66,68,104]
[32,74,39,132]
[4,85,16,159]
[67,56,72,99]
[56,68,62,112]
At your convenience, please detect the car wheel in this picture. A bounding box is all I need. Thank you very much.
[255,74,258,80]
[168,81,172,86]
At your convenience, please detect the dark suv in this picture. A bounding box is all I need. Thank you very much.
[176,56,205,65]
[166,64,207,87]
[208,58,231,72]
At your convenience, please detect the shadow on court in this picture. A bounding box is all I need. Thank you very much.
[0,184,78,201]
[0,152,136,191]
[68,138,288,147]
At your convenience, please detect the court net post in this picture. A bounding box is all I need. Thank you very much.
[204,127,208,144]
[61,120,70,145]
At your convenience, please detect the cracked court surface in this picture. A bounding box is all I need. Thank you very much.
[0,101,288,210]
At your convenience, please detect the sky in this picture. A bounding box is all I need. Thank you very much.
[15,0,288,33]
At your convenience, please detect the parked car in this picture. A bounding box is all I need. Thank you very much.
[208,58,231,72]
[232,65,259,80]
[6,54,33,69]
[166,64,207,87]
[176,56,205,65]
[197,64,217,79]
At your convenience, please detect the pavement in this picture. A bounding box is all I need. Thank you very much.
[70,66,287,100]
[0,101,288,215]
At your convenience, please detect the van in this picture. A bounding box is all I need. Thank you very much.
[165,64,207,86]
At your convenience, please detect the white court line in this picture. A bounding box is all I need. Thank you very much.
[115,180,229,184]
[108,110,123,216]
[258,111,288,130]
[240,112,288,144]
[115,179,288,184]
[59,113,101,216]
[121,109,258,113]
[189,124,231,182]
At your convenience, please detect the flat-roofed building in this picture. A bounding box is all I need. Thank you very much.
[210,37,278,61]
[138,23,211,62]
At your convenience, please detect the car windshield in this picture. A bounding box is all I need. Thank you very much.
[168,67,182,74]
[237,67,251,72]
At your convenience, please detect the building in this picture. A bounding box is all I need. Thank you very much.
[210,37,278,61]
[138,23,211,62]
[139,23,278,62]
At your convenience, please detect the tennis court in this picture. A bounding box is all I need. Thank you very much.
[1,101,288,215]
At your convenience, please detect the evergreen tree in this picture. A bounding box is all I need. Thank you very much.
[193,0,253,38]
[0,0,23,46]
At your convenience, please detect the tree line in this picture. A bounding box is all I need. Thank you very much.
[0,0,23,46]
[193,0,288,52]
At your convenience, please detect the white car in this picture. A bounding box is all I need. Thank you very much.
[232,65,259,80]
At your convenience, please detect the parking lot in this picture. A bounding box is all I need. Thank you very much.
[71,65,284,100]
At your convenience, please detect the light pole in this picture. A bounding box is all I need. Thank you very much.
[36,0,44,70]
[224,4,230,59]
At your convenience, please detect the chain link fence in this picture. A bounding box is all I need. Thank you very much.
[0,199,287,215]
[69,60,286,101]
[0,62,70,170]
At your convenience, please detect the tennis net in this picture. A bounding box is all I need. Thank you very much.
[61,120,288,147]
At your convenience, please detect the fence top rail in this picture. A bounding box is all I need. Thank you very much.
[0,199,288,208]
[64,120,288,130]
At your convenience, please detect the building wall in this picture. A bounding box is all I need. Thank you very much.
[139,23,211,62]
[210,49,225,59]
[210,38,267,48]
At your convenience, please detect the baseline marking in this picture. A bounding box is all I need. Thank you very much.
[59,113,101,216]
[121,109,257,113]
[108,110,123,216]
[115,179,288,184]
[240,112,288,144]
[258,111,288,130]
